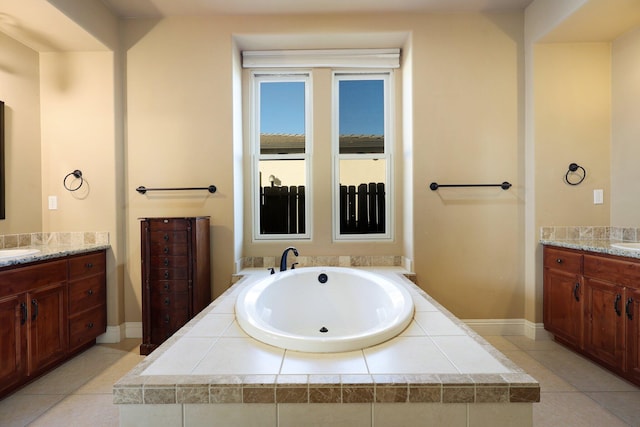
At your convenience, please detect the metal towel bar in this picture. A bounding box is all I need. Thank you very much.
[136,185,217,194]
[429,182,511,191]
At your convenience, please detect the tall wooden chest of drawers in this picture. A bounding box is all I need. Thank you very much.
[140,217,211,355]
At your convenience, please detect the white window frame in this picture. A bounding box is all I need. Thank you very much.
[332,71,394,241]
[251,71,313,241]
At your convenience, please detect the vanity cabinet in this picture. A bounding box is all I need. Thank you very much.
[543,247,583,348]
[140,217,211,355]
[543,245,640,386]
[68,251,107,351]
[0,250,107,398]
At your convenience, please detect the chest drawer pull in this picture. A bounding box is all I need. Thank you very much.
[556,258,563,264]
[163,234,169,241]
[163,247,169,254]
[164,271,170,279]
[164,297,170,306]
[163,283,170,291]
[86,262,93,268]
[87,322,94,329]
[87,289,94,296]
[627,298,634,321]
[163,259,169,266]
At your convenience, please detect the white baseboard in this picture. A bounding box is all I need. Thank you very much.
[463,319,551,340]
[125,322,143,338]
[96,324,125,344]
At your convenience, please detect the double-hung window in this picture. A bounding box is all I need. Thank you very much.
[251,72,311,240]
[333,72,392,240]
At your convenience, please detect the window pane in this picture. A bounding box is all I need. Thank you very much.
[338,159,386,234]
[260,81,305,154]
[259,159,306,235]
[339,79,384,154]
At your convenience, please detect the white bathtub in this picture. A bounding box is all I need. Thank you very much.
[235,267,414,352]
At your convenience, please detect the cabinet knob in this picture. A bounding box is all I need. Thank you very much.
[164,271,170,279]
[87,322,94,329]
[163,258,169,266]
[163,234,169,241]
[163,283,170,291]
[164,297,170,305]
[163,247,169,254]
[556,258,563,264]
[87,289,94,296]
[86,262,93,268]
[164,315,170,323]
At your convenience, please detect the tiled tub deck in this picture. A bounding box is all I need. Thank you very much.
[114,269,539,427]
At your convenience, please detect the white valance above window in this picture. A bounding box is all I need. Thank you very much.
[242,48,400,69]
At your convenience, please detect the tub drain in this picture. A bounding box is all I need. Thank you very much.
[319,326,328,333]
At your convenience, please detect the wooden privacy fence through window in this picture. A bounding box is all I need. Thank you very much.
[260,183,385,235]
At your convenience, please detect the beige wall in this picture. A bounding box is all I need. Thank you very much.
[0,32,43,234]
[39,51,123,327]
[533,43,611,228]
[612,27,640,226]
[123,12,525,321]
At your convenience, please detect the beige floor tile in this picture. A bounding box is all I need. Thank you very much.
[28,394,119,427]
[501,350,577,393]
[481,335,521,351]
[534,392,630,427]
[0,393,65,427]
[586,391,640,426]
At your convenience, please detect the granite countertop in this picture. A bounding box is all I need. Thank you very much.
[0,243,110,268]
[540,239,640,260]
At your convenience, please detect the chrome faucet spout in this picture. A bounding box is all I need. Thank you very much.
[279,246,299,272]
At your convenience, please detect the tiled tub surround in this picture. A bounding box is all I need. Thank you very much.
[114,269,539,427]
[540,226,640,259]
[0,231,110,267]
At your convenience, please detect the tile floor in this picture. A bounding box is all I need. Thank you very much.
[1,336,639,426]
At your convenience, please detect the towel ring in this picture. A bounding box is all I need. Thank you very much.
[564,163,586,186]
[63,170,84,191]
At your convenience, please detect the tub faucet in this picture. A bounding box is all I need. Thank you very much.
[279,246,299,272]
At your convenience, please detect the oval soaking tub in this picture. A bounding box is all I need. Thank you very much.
[235,267,414,353]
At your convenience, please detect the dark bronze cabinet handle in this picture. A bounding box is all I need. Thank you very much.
[626,298,634,320]
[573,283,580,302]
[614,294,622,317]
[20,302,27,325]
[31,299,38,320]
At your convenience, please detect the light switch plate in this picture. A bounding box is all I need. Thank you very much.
[48,195,58,210]
[593,189,604,205]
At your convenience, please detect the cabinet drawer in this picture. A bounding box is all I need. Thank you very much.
[149,268,188,281]
[149,231,188,245]
[146,218,190,231]
[150,256,189,269]
[68,252,106,280]
[544,247,582,274]
[584,254,640,287]
[152,280,189,294]
[151,292,189,312]
[0,260,67,298]
[69,275,106,313]
[149,241,188,257]
[69,305,106,350]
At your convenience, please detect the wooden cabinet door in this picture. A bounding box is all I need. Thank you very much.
[544,268,583,347]
[27,282,67,375]
[625,287,640,383]
[583,278,625,371]
[0,294,27,395]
